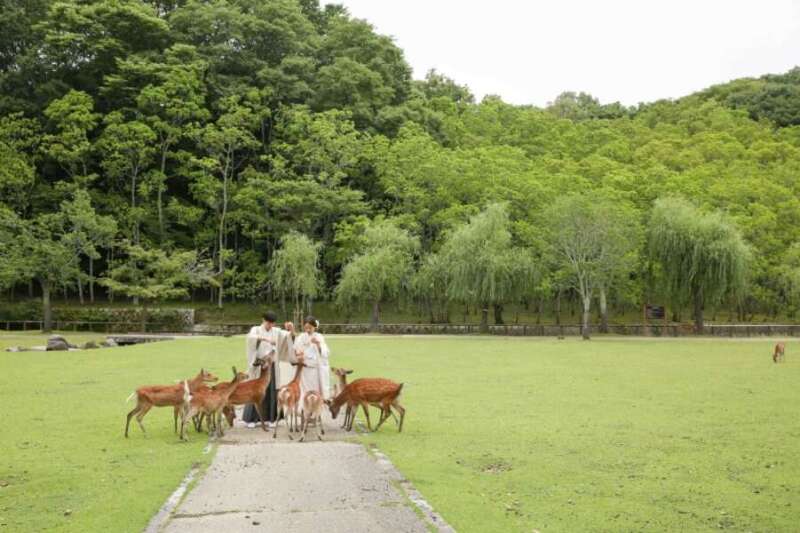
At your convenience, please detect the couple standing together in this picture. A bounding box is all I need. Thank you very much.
[243,311,331,428]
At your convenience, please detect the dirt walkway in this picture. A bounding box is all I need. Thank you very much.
[151,413,441,533]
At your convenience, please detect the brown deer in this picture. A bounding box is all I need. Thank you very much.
[299,390,324,442]
[274,360,305,439]
[125,368,218,438]
[332,367,354,429]
[180,371,246,440]
[222,356,274,430]
[331,367,399,430]
[193,367,249,432]
[328,378,405,432]
[773,342,786,363]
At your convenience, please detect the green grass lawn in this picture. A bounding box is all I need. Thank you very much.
[2,334,798,532]
[0,333,238,532]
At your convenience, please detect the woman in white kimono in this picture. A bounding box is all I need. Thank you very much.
[243,311,296,428]
[294,316,331,408]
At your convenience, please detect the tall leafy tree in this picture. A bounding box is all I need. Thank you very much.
[544,194,640,339]
[335,219,418,330]
[268,231,323,324]
[440,203,534,332]
[648,197,750,333]
[101,242,215,330]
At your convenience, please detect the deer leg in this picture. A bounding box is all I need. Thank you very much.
[216,411,224,438]
[361,404,373,431]
[135,404,152,436]
[299,414,307,442]
[125,405,141,438]
[317,415,324,440]
[179,414,189,441]
[374,408,390,431]
[393,401,406,433]
[273,406,281,439]
[254,402,267,432]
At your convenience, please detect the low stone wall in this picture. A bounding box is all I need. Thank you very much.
[5,320,800,337]
[324,323,800,337]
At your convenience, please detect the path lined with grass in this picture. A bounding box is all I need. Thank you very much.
[154,418,432,533]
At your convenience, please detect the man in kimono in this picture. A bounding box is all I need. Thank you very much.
[242,311,296,428]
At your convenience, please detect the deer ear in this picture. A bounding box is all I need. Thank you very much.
[345,369,353,375]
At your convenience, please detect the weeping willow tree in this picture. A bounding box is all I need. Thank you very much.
[411,251,451,323]
[440,203,536,332]
[648,197,750,333]
[268,232,322,326]
[334,219,419,330]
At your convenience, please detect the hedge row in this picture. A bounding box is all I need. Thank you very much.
[0,303,194,330]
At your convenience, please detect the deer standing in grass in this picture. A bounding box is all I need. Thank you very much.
[222,356,273,430]
[180,371,246,440]
[331,367,400,430]
[274,360,305,439]
[328,378,405,432]
[125,368,218,438]
[773,342,786,363]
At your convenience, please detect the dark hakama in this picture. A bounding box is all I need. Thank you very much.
[242,362,279,423]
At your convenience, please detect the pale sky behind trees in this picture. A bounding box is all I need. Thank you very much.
[337,0,800,106]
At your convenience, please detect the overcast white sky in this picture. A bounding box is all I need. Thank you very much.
[336,0,800,106]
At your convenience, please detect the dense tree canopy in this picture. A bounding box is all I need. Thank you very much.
[1,0,799,328]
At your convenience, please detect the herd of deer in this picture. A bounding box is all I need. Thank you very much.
[124,357,405,442]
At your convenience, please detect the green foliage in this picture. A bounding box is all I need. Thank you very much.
[101,242,215,304]
[268,231,322,316]
[335,219,418,325]
[1,0,800,326]
[544,193,642,337]
[438,204,535,328]
[648,197,750,329]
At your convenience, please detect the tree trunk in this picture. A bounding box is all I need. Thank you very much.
[599,287,609,334]
[28,279,34,299]
[89,256,95,303]
[371,300,380,332]
[693,289,704,334]
[41,280,52,332]
[581,295,591,340]
[158,149,167,241]
[555,289,562,326]
[141,302,148,333]
[493,303,504,325]
[480,304,489,333]
[77,274,84,304]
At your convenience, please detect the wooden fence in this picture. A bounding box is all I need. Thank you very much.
[5,320,800,337]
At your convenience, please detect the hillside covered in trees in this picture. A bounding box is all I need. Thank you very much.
[2,0,800,333]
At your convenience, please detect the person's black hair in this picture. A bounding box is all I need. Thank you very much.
[262,311,278,323]
[304,315,319,328]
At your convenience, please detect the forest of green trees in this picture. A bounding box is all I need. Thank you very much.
[2,0,800,334]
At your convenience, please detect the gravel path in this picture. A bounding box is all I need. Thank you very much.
[152,413,436,533]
